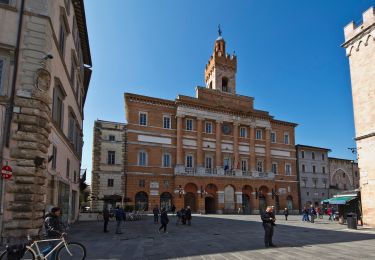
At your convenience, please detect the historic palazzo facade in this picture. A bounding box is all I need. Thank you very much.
[124,35,299,214]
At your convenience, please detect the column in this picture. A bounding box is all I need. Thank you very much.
[233,122,239,169]
[197,118,204,170]
[176,115,184,165]
[249,126,256,172]
[265,128,272,173]
[215,121,222,171]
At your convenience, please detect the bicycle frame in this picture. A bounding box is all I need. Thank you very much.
[27,235,73,259]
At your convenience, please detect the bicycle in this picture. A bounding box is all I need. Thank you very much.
[0,232,86,260]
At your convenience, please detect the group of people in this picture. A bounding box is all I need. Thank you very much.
[103,205,126,234]
[152,205,192,233]
[302,205,335,223]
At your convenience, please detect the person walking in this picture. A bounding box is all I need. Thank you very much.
[44,207,64,259]
[181,208,187,225]
[302,207,309,222]
[153,206,159,224]
[171,204,176,216]
[327,207,332,220]
[261,206,276,248]
[186,206,192,226]
[103,206,110,233]
[176,209,182,225]
[284,208,289,221]
[115,206,126,234]
[309,205,316,223]
[158,208,169,233]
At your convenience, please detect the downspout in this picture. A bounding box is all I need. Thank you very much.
[296,147,302,214]
[4,0,26,148]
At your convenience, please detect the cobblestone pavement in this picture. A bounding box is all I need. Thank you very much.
[67,215,375,260]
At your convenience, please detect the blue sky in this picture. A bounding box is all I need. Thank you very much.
[82,1,372,182]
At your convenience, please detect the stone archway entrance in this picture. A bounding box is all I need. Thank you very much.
[205,196,216,214]
[259,195,266,214]
[184,192,196,212]
[242,194,251,214]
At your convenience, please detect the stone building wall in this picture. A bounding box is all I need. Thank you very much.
[328,157,359,196]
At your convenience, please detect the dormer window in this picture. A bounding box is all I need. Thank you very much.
[222,77,229,92]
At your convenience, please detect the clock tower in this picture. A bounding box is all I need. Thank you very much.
[205,27,237,94]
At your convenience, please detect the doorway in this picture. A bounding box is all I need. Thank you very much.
[205,196,216,214]
[184,192,196,212]
[242,194,251,214]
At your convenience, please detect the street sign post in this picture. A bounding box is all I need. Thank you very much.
[1,165,12,180]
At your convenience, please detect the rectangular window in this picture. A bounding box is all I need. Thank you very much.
[302,178,307,188]
[256,129,262,140]
[52,146,57,170]
[186,155,193,168]
[322,153,325,161]
[138,151,147,166]
[284,133,290,144]
[73,171,77,183]
[139,179,145,188]
[313,178,317,188]
[108,179,114,187]
[52,86,64,130]
[163,116,171,129]
[68,113,75,143]
[0,58,4,94]
[241,160,248,171]
[322,166,326,174]
[285,164,291,176]
[163,180,169,188]
[272,163,277,174]
[312,152,315,160]
[256,161,263,172]
[109,135,115,141]
[205,122,212,133]
[301,150,305,158]
[240,127,247,138]
[107,151,115,165]
[186,119,193,131]
[66,158,70,179]
[302,164,305,172]
[271,132,276,143]
[59,23,66,56]
[162,153,171,167]
[205,157,212,169]
[139,112,147,126]
[323,179,327,188]
[312,165,316,173]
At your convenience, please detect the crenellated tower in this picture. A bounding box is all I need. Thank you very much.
[205,28,237,94]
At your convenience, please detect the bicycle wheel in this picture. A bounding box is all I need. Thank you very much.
[0,246,36,260]
[56,242,86,260]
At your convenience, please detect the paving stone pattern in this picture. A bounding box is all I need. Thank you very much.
[67,215,375,260]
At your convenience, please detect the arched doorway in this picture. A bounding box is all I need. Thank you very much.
[224,185,235,213]
[160,192,172,211]
[242,194,251,214]
[286,196,293,211]
[135,192,148,210]
[258,186,269,214]
[184,192,196,212]
[205,196,216,214]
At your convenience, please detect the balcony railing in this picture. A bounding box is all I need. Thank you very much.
[174,166,274,179]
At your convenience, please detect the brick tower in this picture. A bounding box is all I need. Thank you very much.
[342,7,375,226]
[205,28,237,94]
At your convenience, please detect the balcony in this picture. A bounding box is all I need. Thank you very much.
[174,166,274,180]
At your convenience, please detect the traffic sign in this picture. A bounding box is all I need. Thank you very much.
[1,165,12,180]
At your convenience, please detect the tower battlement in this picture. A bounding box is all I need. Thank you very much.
[344,6,375,43]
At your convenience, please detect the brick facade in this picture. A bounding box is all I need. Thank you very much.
[124,36,299,214]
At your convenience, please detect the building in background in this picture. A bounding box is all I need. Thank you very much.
[124,33,299,214]
[342,6,375,226]
[296,145,331,210]
[0,0,92,239]
[91,120,126,212]
[328,157,359,196]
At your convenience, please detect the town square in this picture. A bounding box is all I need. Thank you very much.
[0,0,375,259]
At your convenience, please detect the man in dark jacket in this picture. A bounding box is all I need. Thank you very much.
[44,207,63,259]
[115,206,126,234]
[153,206,159,224]
[261,206,276,248]
[158,208,169,233]
[186,206,192,226]
[103,206,110,233]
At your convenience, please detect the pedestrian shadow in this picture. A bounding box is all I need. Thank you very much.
[68,215,375,259]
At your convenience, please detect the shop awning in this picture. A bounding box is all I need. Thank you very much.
[322,196,357,205]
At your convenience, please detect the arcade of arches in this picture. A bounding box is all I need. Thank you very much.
[132,180,298,214]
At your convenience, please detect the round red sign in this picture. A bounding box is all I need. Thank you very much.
[1,165,12,180]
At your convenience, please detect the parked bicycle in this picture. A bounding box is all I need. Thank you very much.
[0,232,86,260]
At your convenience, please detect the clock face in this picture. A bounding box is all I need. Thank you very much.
[222,124,231,135]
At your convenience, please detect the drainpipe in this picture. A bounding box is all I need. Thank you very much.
[296,146,302,214]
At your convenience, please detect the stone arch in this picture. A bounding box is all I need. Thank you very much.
[135,191,148,211]
[258,186,269,214]
[160,192,172,211]
[331,169,352,189]
[184,183,198,193]
[222,76,229,92]
[205,183,218,214]
[224,184,235,213]
[242,185,253,214]
[184,183,198,212]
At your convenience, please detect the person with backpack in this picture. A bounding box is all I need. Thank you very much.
[158,208,169,233]
[115,206,126,234]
